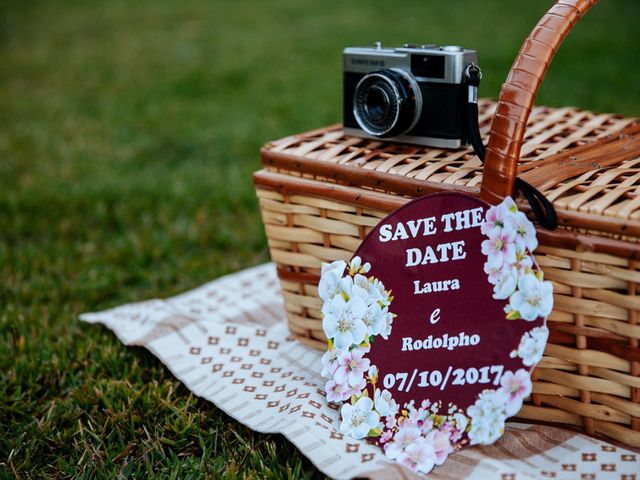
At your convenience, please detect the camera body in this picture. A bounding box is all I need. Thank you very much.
[343,43,479,148]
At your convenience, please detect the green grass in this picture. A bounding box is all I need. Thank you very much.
[1,0,639,477]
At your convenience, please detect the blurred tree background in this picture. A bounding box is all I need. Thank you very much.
[1,0,639,477]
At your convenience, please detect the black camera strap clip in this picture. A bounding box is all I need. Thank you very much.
[465,63,482,104]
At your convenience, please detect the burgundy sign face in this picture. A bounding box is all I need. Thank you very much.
[353,192,537,409]
[319,192,553,473]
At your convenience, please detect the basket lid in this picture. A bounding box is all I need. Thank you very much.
[261,100,640,246]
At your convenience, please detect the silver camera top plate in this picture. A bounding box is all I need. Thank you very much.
[343,43,478,84]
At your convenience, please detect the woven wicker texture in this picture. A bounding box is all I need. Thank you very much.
[262,100,639,242]
[254,101,640,448]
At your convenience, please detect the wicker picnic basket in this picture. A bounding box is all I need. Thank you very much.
[253,0,640,447]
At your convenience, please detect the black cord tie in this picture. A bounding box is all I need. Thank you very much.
[465,65,557,230]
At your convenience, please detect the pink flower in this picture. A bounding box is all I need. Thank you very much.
[384,424,421,460]
[450,429,463,443]
[481,227,517,269]
[418,416,434,435]
[484,261,502,285]
[385,414,397,430]
[320,347,343,378]
[481,200,514,236]
[498,369,532,416]
[380,429,394,444]
[334,349,370,387]
[398,437,436,474]
[427,430,453,466]
[344,377,366,397]
[325,379,350,403]
[513,252,533,275]
[409,405,434,434]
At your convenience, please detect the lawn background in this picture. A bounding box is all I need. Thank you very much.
[1,0,639,478]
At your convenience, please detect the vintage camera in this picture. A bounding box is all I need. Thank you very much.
[343,42,479,148]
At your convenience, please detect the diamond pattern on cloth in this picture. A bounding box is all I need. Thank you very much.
[81,263,640,479]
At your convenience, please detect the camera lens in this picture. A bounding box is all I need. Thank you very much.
[364,87,390,122]
[353,69,422,138]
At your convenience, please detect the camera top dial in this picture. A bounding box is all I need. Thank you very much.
[353,68,423,138]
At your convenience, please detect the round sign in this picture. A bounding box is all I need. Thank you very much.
[319,193,552,474]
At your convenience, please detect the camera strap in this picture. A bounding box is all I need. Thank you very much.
[465,65,558,230]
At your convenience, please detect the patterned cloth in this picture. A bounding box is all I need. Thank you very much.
[81,264,639,479]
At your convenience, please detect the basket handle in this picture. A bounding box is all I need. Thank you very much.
[480,0,599,204]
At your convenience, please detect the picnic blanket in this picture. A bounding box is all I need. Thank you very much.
[81,263,640,479]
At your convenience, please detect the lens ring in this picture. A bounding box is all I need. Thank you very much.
[353,69,422,138]
[353,73,400,136]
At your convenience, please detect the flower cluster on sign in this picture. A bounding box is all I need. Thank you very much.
[481,197,553,321]
[318,194,553,475]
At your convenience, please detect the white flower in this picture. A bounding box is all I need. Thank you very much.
[349,256,371,275]
[379,311,394,340]
[318,260,347,303]
[467,390,508,445]
[512,326,549,366]
[513,210,538,252]
[340,396,380,439]
[498,369,532,417]
[503,196,518,212]
[318,270,343,305]
[384,424,421,460]
[372,278,391,306]
[320,347,343,378]
[322,259,347,277]
[338,275,370,305]
[334,349,370,388]
[453,412,468,432]
[368,365,378,384]
[374,389,397,418]
[362,303,385,337]
[492,266,518,300]
[322,294,368,349]
[509,273,553,321]
[350,274,390,309]
[398,436,436,474]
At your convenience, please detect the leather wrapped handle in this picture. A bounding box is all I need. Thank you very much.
[480,0,599,204]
